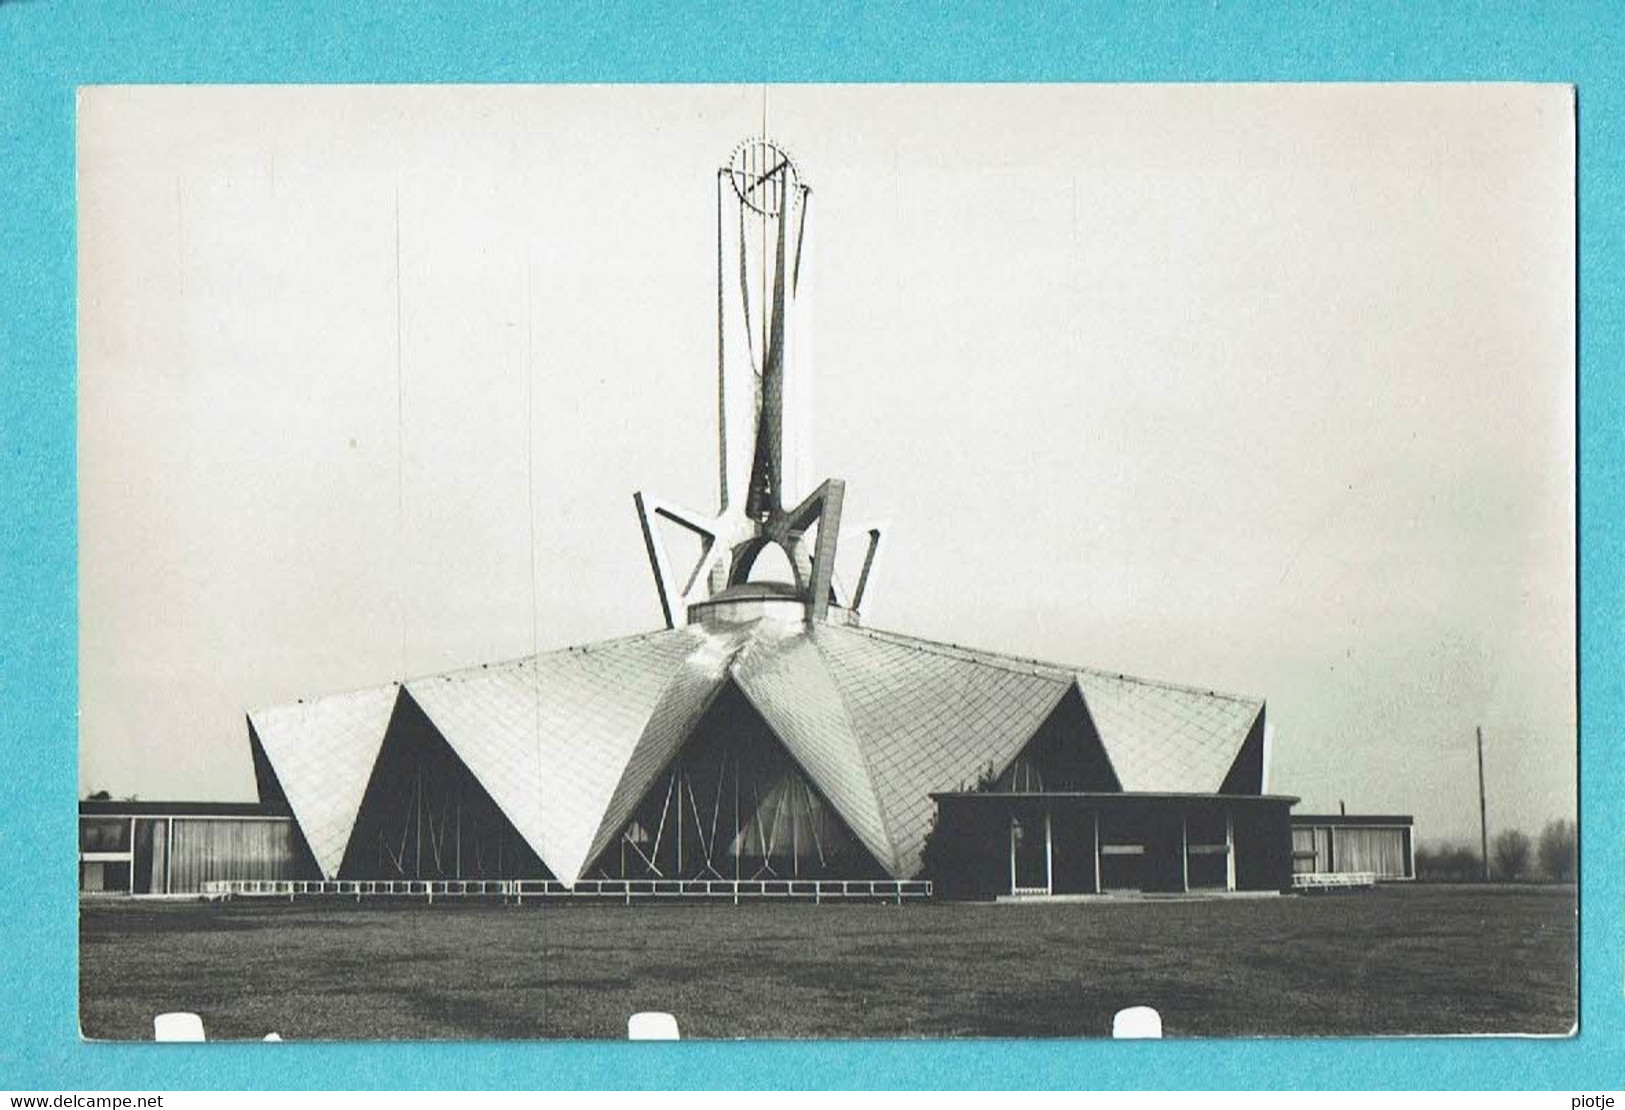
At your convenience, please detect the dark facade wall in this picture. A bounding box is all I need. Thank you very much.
[1140,810,1187,894]
[921,802,1012,901]
[930,795,1297,900]
[1232,805,1293,891]
[1049,805,1098,895]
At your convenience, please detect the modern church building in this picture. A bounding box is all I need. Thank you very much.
[199,140,1313,900]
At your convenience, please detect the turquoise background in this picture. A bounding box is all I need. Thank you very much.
[0,0,1615,1090]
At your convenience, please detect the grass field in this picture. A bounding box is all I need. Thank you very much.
[79,884,1575,1041]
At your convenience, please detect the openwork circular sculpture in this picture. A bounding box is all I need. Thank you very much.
[727,136,802,217]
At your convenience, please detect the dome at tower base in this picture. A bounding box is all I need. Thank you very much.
[686,582,859,627]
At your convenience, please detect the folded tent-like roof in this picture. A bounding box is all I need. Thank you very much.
[247,619,1266,883]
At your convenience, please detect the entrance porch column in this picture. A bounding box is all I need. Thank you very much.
[1008,816,1017,895]
[1044,809,1053,895]
[1092,810,1102,894]
[1225,813,1237,891]
[1180,814,1189,892]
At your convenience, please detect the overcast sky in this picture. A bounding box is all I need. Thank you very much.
[78,84,1575,846]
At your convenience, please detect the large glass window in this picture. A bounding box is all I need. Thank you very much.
[340,701,552,881]
[79,818,131,853]
[998,755,1045,793]
[1332,826,1410,878]
[1291,826,1319,873]
[132,818,168,894]
[79,860,130,893]
[596,684,881,881]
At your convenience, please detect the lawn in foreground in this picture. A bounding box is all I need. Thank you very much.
[79,884,1575,1040]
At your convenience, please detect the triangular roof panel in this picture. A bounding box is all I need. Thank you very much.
[404,628,711,885]
[811,624,1072,877]
[1073,669,1263,793]
[581,623,748,873]
[246,683,400,878]
[731,622,896,873]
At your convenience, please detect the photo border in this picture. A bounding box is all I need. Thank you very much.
[1,0,1613,1090]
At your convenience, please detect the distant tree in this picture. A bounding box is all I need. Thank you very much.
[1537,819,1577,882]
[1413,845,1434,879]
[1492,828,1532,880]
[1415,843,1481,883]
[85,789,112,802]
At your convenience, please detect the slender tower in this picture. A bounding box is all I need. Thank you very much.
[635,138,884,628]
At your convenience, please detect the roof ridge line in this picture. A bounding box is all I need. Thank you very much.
[247,627,689,713]
[403,627,689,685]
[849,623,1262,706]
[574,625,758,878]
[833,623,1073,681]
[729,630,902,877]
[245,676,402,724]
[804,626,908,876]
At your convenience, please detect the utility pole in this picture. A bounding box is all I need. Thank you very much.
[1476,726,1489,881]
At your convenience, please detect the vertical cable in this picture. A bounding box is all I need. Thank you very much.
[524,254,548,1046]
[393,190,407,682]
[759,151,767,403]
[525,259,540,665]
[716,170,728,510]
[525,255,545,891]
[761,90,769,369]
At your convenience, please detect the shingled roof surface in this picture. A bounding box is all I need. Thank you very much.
[403,628,711,887]
[250,619,1264,882]
[248,683,401,878]
[808,624,1073,877]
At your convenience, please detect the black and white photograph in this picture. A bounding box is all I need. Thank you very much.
[77,83,1576,1040]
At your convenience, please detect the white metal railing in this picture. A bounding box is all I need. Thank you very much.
[199,877,933,903]
[1291,871,1376,890]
